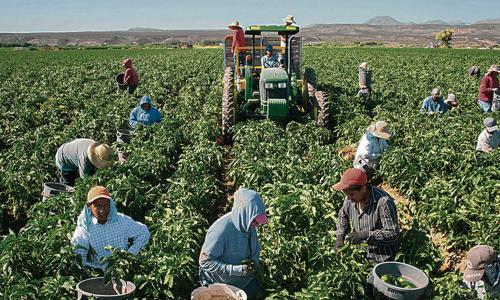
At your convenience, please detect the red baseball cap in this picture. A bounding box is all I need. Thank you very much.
[332,168,367,191]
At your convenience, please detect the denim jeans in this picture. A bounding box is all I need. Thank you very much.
[477,99,492,112]
[128,84,138,95]
[57,168,77,187]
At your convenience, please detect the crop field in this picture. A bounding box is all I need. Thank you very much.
[0,47,498,299]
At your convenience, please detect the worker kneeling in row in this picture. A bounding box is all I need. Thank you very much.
[198,188,268,299]
[353,121,391,180]
[71,186,150,270]
[129,95,162,129]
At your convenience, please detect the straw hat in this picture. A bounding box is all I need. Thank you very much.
[87,142,114,169]
[283,15,296,24]
[371,121,391,140]
[359,62,368,69]
[487,64,500,74]
[228,21,241,29]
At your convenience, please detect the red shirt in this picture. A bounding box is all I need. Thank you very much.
[478,74,499,102]
[123,59,139,86]
[231,28,245,54]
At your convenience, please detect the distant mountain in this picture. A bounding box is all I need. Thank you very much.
[422,20,448,25]
[474,18,500,24]
[128,27,165,32]
[449,20,466,25]
[365,16,403,25]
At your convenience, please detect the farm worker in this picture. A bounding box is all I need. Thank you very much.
[129,95,163,129]
[477,64,500,113]
[280,15,296,50]
[462,245,500,299]
[71,186,150,271]
[199,188,267,299]
[229,21,245,67]
[333,168,400,265]
[468,66,481,78]
[357,62,371,97]
[122,58,139,95]
[353,121,390,180]
[476,117,500,153]
[420,88,447,114]
[444,93,458,110]
[261,45,279,69]
[55,139,113,186]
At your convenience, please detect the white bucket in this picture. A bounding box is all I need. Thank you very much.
[191,284,247,300]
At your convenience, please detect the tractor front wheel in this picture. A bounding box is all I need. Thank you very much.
[222,67,235,144]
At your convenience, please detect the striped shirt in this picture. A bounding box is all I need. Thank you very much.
[336,186,400,264]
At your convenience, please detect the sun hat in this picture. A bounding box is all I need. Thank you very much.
[228,20,241,29]
[483,117,498,132]
[87,185,111,204]
[332,168,368,191]
[283,15,296,24]
[371,121,391,140]
[87,142,114,169]
[359,62,368,69]
[446,93,458,107]
[463,245,498,282]
[487,64,500,74]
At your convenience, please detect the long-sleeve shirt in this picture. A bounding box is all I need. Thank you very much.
[124,67,139,86]
[476,129,500,152]
[199,188,265,290]
[55,138,96,178]
[336,186,400,264]
[129,106,162,128]
[420,96,447,114]
[354,132,388,168]
[231,28,245,54]
[478,74,499,102]
[71,213,150,270]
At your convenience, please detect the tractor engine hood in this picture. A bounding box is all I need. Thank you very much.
[260,68,288,82]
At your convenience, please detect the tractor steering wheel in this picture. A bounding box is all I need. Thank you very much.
[264,60,280,68]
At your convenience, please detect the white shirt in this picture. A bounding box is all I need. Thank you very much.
[354,132,389,168]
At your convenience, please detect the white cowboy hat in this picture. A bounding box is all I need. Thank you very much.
[371,121,391,140]
[486,64,500,74]
[87,142,114,169]
[228,21,241,29]
[283,15,296,24]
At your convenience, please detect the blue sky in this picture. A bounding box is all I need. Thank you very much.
[1,0,498,32]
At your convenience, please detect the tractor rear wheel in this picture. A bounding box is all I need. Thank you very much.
[312,91,330,128]
[222,67,235,144]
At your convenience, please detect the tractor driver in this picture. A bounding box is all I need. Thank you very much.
[261,45,280,69]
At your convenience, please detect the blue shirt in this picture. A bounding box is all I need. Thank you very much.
[199,189,266,290]
[129,96,163,128]
[420,96,447,114]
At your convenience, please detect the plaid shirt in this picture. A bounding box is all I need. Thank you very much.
[336,186,400,264]
[71,213,150,270]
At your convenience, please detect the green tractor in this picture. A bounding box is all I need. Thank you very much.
[222,24,330,143]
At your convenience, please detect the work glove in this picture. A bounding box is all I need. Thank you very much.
[239,260,256,276]
[345,231,369,244]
